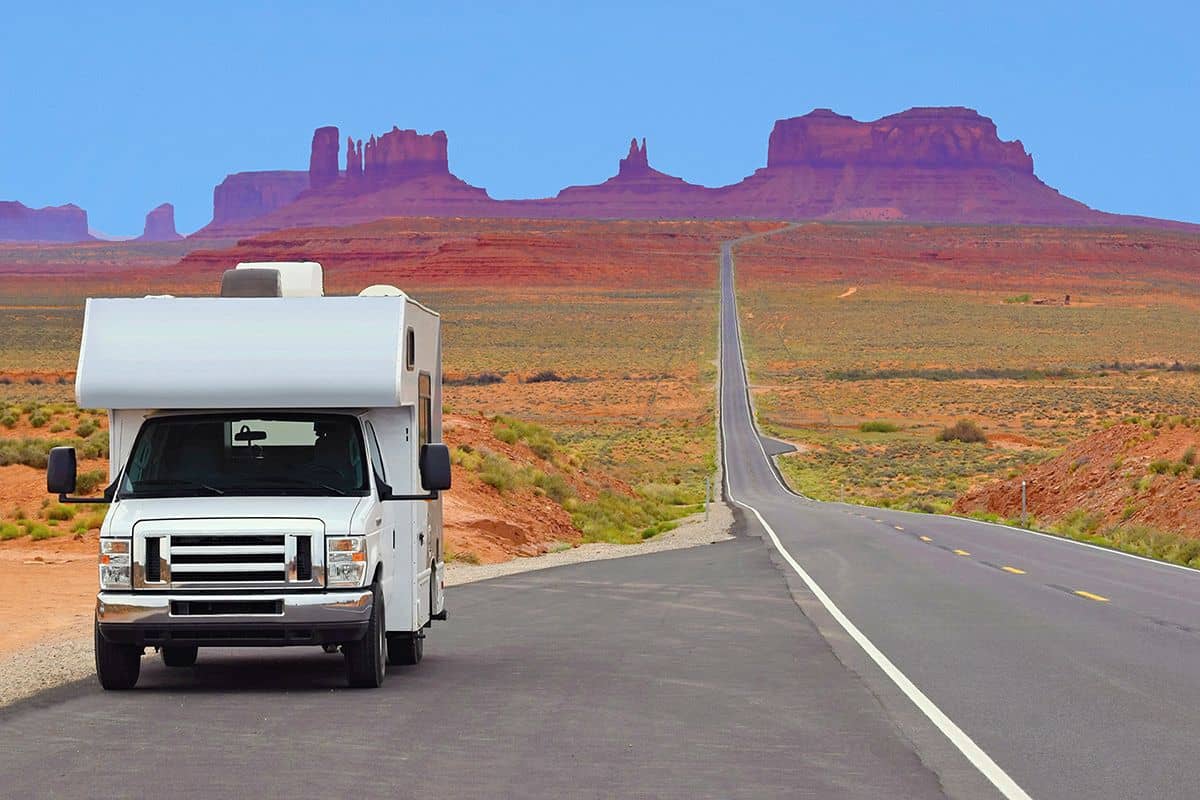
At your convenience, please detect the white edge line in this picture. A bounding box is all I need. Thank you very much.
[732,497,1033,800]
[718,242,1034,800]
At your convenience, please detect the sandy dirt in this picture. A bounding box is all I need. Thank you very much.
[956,423,1200,533]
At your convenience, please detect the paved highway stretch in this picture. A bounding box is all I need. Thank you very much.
[718,241,1200,800]
[1,239,1196,798]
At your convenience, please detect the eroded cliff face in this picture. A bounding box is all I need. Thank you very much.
[138,203,182,241]
[208,170,309,228]
[309,126,340,189]
[766,107,1033,171]
[0,201,90,242]
[364,127,449,182]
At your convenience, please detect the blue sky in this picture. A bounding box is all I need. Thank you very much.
[1,1,1196,235]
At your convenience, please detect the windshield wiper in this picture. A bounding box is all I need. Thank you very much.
[236,478,348,496]
[127,479,225,496]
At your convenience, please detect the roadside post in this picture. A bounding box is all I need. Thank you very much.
[1021,481,1028,528]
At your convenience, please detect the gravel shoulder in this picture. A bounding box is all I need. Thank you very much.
[0,501,732,708]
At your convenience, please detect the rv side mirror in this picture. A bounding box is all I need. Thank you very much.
[47,447,78,495]
[419,444,452,492]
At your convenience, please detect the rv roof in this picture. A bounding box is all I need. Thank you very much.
[75,296,429,409]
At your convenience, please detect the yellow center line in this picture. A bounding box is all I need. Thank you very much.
[953,549,970,556]
[874,519,884,523]
[1001,566,1026,575]
[893,525,904,531]
[919,536,932,542]
[1075,590,1110,603]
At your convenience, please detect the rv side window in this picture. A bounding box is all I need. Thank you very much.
[405,327,415,371]
[365,421,387,481]
[418,372,431,448]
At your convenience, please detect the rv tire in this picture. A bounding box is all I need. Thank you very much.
[95,617,141,690]
[344,582,386,688]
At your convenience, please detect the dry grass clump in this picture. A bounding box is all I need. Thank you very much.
[936,419,988,444]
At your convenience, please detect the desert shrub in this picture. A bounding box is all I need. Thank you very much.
[859,421,900,433]
[1194,465,1200,480]
[77,467,110,494]
[27,523,56,540]
[492,423,519,445]
[78,431,108,458]
[20,401,38,414]
[75,419,98,438]
[76,510,108,531]
[450,446,483,471]
[639,482,704,506]
[493,416,558,459]
[526,370,563,383]
[25,377,43,386]
[49,420,69,433]
[0,413,16,429]
[447,549,481,565]
[1004,294,1031,304]
[0,522,22,540]
[44,504,75,521]
[0,438,52,468]
[1148,459,1171,474]
[446,372,504,386]
[29,412,48,428]
[1183,446,1197,466]
[531,471,574,504]
[1171,462,1190,476]
[1052,510,1104,538]
[479,454,518,492]
[936,419,987,444]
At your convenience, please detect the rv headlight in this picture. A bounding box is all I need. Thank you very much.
[99,538,132,590]
[326,536,367,587]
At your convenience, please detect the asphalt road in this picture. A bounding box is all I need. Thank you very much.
[718,241,1200,800]
[3,239,1196,799]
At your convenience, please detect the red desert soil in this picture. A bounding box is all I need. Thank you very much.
[0,413,624,653]
[955,423,1200,534]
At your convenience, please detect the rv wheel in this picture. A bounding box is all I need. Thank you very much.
[387,631,424,666]
[162,645,198,667]
[94,617,141,690]
[344,583,386,688]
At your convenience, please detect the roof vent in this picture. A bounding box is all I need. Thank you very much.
[220,268,282,298]
[359,284,406,298]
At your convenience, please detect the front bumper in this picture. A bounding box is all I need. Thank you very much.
[96,589,373,647]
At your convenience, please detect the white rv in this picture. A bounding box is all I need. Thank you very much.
[47,262,450,689]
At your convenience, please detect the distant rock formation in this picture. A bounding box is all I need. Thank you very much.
[193,109,1198,236]
[766,108,1033,171]
[138,203,182,241]
[346,136,363,183]
[549,137,710,217]
[364,127,449,183]
[0,201,91,242]
[309,126,340,189]
[618,138,650,177]
[208,170,309,228]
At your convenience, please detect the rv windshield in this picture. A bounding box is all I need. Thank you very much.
[117,413,369,499]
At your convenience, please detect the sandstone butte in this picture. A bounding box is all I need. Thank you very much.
[194,107,1200,237]
[136,202,182,242]
[0,201,91,242]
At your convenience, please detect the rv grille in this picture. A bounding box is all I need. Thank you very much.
[296,536,312,582]
[145,537,161,582]
[167,534,287,586]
